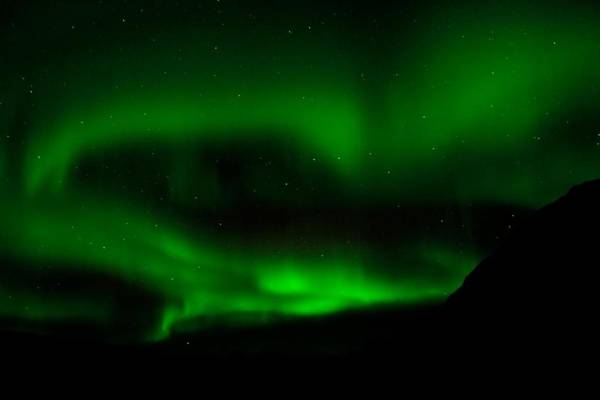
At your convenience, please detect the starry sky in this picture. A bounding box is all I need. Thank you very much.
[2,0,600,342]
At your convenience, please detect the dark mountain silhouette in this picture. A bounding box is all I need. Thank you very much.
[445,179,600,350]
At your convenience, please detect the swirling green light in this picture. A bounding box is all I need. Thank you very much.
[2,0,600,342]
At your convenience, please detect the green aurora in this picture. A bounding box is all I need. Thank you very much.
[2,0,600,342]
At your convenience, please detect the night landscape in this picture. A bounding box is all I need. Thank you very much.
[1,0,598,359]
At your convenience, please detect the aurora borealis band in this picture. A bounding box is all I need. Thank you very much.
[2,0,600,343]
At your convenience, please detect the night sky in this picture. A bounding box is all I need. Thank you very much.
[2,0,600,343]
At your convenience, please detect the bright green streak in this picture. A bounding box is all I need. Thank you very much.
[3,1,600,342]
[0,196,471,340]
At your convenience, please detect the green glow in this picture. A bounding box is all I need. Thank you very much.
[2,0,600,342]
[0,195,471,340]
[26,87,364,194]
